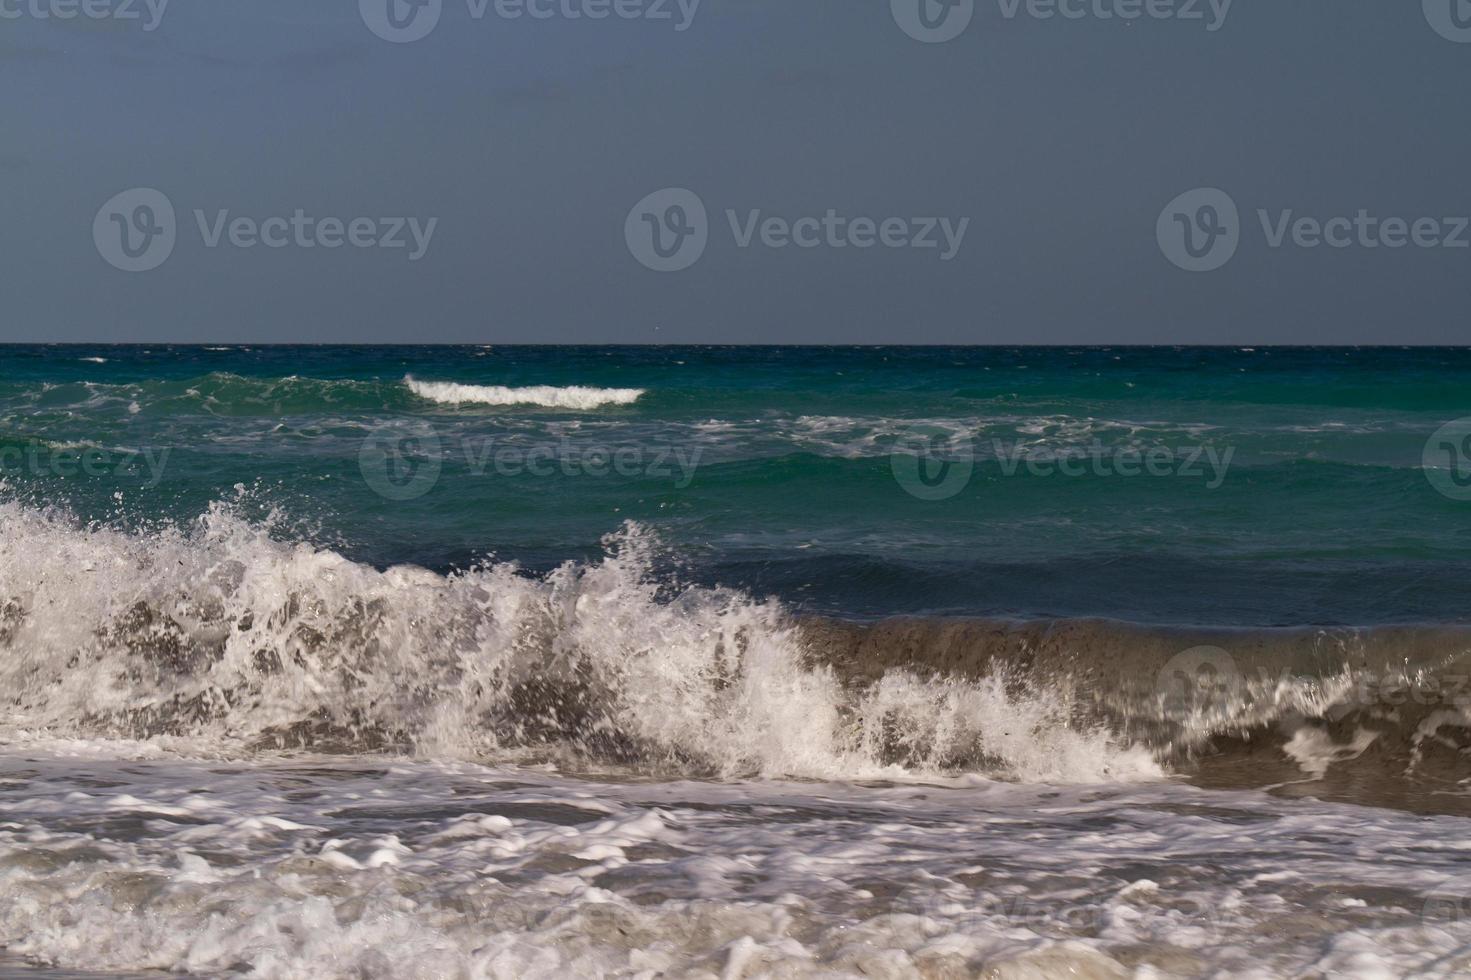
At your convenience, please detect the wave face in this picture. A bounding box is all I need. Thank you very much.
[0,499,1155,784]
[405,376,645,409]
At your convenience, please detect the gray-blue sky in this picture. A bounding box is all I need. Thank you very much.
[3,0,1469,343]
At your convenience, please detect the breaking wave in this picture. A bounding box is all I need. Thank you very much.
[404,377,645,410]
[0,496,1150,784]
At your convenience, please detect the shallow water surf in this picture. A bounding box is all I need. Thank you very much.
[5,741,1471,979]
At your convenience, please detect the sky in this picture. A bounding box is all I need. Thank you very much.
[2,0,1469,344]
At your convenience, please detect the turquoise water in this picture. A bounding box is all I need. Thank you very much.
[2,344,1468,625]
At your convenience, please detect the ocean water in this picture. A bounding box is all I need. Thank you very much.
[4,345,1471,977]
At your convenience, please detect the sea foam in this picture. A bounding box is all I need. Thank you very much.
[4,748,1464,979]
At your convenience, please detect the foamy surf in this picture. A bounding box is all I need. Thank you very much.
[2,747,1470,979]
[405,376,645,409]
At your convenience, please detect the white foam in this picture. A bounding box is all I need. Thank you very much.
[1282,724,1379,778]
[405,376,644,410]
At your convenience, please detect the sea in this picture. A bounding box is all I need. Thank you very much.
[2,345,1471,977]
